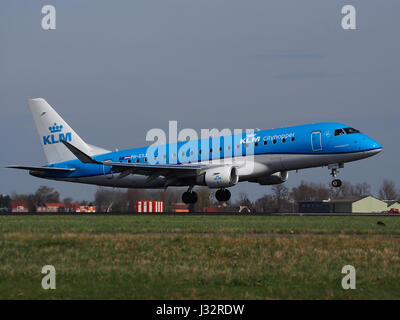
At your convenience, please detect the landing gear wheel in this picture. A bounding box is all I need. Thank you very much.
[215,189,223,202]
[215,189,231,202]
[331,179,342,188]
[223,189,231,201]
[182,191,198,204]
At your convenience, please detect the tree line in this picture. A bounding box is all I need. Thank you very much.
[2,186,89,211]
[3,179,399,213]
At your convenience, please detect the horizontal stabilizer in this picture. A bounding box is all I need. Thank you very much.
[6,165,75,172]
[60,140,101,164]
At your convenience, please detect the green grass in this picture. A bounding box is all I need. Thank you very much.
[0,215,399,299]
[1,215,400,235]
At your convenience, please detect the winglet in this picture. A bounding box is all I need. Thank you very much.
[60,140,102,164]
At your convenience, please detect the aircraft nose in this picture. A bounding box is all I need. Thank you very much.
[364,136,382,154]
[369,138,382,150]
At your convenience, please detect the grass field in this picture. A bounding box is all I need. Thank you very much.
[0,215,399,299]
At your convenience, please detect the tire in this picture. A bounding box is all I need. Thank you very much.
[216,189,231,202]
[182,192,191,204]
[190,191,198,204]
[331,179,342,188]
[215,189,224,202]
[223,189,231,201]
[182,191,198,204]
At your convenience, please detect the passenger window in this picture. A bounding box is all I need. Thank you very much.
[334,129,345,136]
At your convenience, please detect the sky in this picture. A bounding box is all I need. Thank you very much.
[1,1,399,202]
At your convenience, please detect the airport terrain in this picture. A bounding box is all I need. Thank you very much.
[0,215,399,299]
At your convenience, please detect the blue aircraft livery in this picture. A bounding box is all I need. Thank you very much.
[7,98,382,204]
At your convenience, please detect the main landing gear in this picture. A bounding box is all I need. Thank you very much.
[182,187,198,204]
[215,188,231,202]
[329,163,343,188]
[182,187,232,204]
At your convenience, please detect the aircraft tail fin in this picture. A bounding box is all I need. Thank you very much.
[29,98,109,164]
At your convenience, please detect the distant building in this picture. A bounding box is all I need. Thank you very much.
[298,200,333,213]
[10,201,29,213]
[35,202,80,213]
[136,201,163,213]
[36,202,65,213]
[172,203,189,213]
[384,201,400,212]
[299,195,391,213]
[332,196,387,213]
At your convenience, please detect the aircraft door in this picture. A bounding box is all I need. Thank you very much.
[311,131,322,152]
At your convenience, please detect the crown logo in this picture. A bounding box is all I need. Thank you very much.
[49,123,63,133]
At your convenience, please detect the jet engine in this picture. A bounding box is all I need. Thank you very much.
[255,171,288,185]
[198,166,239,188]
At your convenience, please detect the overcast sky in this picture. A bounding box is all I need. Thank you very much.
[1,1,399,202]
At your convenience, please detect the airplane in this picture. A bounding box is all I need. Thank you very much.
[7,98,382,204]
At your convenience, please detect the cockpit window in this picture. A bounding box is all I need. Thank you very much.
[334,129,345,136]
[344,127,360,134]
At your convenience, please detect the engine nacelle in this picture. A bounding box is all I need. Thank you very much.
[256,171,288,185]
[200,166,239,188]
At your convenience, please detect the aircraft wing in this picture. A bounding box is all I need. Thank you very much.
[6,165,76,173]
[102,162,203,180]
[60,140,203,177]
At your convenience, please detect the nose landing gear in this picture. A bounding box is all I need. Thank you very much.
[331,178,342,188]
[329,163,343,188]
[215,188,231,202]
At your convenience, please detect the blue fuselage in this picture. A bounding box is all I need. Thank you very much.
[37,122,382,187]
